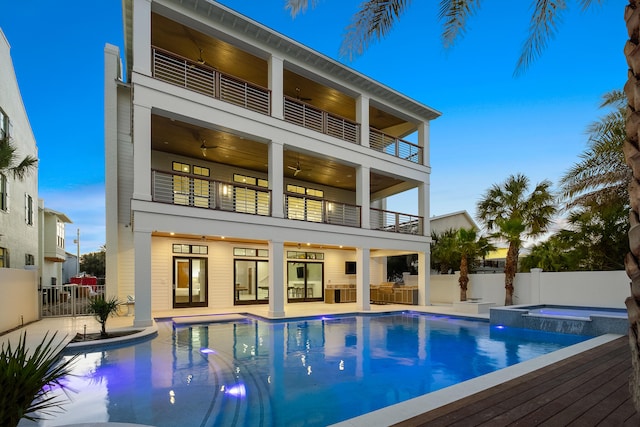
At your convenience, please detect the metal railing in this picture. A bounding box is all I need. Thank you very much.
[152,46,271,115]
[152,169,272,216]
[283,96,360,144]
[369,127,423,165]
[370,208,423,235]
[284,193,361,227]
[41,284,106,317]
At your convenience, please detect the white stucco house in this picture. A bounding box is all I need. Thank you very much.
[0,28,38,271]
[105,0,441,327]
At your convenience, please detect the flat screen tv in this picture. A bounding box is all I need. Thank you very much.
[345,261,356,275]
[296,266,305,278]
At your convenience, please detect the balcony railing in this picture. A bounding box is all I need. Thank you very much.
[152,169,271,216]
[284,96,360,144]
[369,128,423,165]
[285,193,361,227]
[370,208,423,235]
[152,46,271,115]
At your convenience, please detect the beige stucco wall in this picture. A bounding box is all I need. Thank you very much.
[0,268,38,333]
[431,270,628,309]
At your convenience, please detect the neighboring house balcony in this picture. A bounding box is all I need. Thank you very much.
[150,169,423,235]
[149,15,425,165]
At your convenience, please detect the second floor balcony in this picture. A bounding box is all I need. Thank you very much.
[150,169,422,235]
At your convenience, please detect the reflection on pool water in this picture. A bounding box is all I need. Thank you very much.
[35,313,590,427]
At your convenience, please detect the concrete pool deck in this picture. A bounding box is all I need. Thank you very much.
[3,303,633,426]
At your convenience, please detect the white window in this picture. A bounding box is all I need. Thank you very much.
[56,220,65,248]
[25,194,33,225]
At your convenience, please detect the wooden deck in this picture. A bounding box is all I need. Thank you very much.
[393,336,640,426]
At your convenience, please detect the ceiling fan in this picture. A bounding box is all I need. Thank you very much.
[288,160,303,176]
[294,87,312,102]
[200,140,218,157]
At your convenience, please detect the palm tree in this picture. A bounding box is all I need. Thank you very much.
[88,296,121,337]
[477,174,556,305]
[431,228,460,274]
[520,234,579,272]
[0,134,38,180]
[455,228,494,301]
[560,90,630,210]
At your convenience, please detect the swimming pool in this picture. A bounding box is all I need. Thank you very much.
[36,312,589,426]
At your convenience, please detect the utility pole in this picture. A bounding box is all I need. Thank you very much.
[73,228,80,276]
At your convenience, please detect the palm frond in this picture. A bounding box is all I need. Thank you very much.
[514,0,567,77]
[560,90,629,209]
[340,0,410,60]
[438,0,482,48]
[11,155,38,181]
[285,0,319,18]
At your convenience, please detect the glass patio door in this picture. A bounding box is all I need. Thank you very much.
[173,257,207,308]
[287,261,323,302]
[234,260,269,305]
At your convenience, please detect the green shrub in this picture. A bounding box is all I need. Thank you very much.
[0,332,77,426]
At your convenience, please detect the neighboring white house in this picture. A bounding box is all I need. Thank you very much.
[430,210,478,236]
[0,28,39,331]
[62,251,79,283]
[38,200,72,288]
[0,28,38,270]
[105,0,441,327]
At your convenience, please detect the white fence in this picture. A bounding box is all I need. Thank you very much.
[0,267,631,334]
[0,268,38,333]
[430,269,630,309]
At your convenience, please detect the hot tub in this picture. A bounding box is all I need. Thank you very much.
[490,304,628,336]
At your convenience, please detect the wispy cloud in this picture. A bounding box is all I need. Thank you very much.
[39,184,105,254]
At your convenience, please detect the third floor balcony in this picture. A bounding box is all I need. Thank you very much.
[149,13,425,166]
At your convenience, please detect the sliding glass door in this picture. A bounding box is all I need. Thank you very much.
[173,257,207,308]
[287,261,323,302]
[234,260,269,305]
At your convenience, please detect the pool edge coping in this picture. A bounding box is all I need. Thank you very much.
[329,333,624,427]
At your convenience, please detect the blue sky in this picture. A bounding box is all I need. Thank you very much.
[0,1,626,253]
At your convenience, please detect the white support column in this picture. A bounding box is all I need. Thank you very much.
[418,250,430,306]
[418,120,429,166]
[530,268,542,304]
[133,228,153,327]
[357,165,370,229]
[356,247,371,311]
[269,240,285,317]
[132,103,152,201]
[418,179,429,237]
[268,55,284,119]
[132,0,152,77]
[269,141,284,218]
[104,43,121,299]
[356,95,369,147]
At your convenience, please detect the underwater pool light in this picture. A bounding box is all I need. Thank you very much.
[224,383,247,398]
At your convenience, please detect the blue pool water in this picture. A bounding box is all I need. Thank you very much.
[37,312,589,426]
